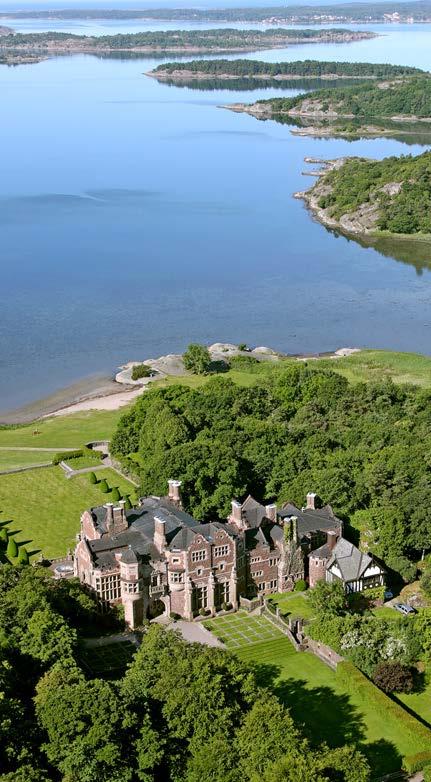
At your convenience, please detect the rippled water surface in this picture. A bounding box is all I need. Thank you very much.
[0,21,431,411]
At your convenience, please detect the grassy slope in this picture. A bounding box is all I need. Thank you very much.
[396,668,431,726]
[0,409,127,448]
[206,613,425,774]
[268,590,316,620]
[0,467,135,559]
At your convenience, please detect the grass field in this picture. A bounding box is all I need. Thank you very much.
[78,641,137,678]
[0,409,127,449]
[205,612,428,776]
[0,467,135,559]
[396,667,431,727]
[0,449,54,470]
[63,455,103,470]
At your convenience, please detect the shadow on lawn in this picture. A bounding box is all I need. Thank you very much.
[248,662,404,776]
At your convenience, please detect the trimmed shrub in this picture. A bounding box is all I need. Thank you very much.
[229,355,260,372]
[53,446,101,466]
[7,537,18,558]
[111,487,121,502]
[423,764,431,782]
[131,364,152,381]
[0,527,8,543]
[99,479,109,494]
[170,612,181,621]
[88,472,97,484]
[124,496,132,510]
[373,661,414,693]
[199,608,210,617]
[18,547,29,565]
[294,579,307,592]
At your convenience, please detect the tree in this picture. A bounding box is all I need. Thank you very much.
[318,746,370,782]
[420,567,431,598]
[20,607,76,665]
[99,479,109,494]
[184,734,240,782]
[6,538,18,559]
[373,661,414,693]
[88,471,97,484]
[183,343,211,375]
[309,580,346,617]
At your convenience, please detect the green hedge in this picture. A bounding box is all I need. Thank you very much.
[52,446,102,465]
[337,661,431,759]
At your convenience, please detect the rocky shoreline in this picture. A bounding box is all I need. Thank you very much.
[0,344,361,424]
[148,68,377,83]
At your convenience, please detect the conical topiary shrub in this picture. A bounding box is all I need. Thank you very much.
[99,479,109,494]
[124,496,132,510]
[88,472,97,484]
[111,487,121,503]
[18,547,29,565]
[7,537,18,559]
[0,527,8,543]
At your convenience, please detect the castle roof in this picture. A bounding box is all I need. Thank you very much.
[241,495,267,528]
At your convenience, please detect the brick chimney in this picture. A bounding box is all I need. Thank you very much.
[105,503,114,532]
[154,515,167,552]
[306,492,317,510]
[265,503,277,523]
[327,530,338,551]
[168,479,182,506]
[112,500,128,534]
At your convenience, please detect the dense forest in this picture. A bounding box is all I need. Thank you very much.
[153,59,422,79]
[315,151,431,234]
[2,1,431,22]
[253,75,431,119]
[111,364,431,582]
[0,565,373,782]
[0,28,374,51]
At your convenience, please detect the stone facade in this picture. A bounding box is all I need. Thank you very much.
[74,484,347,628]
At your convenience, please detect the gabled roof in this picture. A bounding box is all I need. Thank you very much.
[241,495,267,528]
[279,502,342,538]
[326,538,374,582]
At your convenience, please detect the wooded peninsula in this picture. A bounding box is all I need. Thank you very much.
[296,151,431,240]
[0,28,376,64]
[227,74,431,138]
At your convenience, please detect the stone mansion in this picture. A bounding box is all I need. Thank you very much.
[74,481,385,628]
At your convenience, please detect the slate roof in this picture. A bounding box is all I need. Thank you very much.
[278,502,342,539]
[241,495,267,528]
[244,522,282,551]
[168,521,238,551]
[326,538,373,582]
[309,542,333,559]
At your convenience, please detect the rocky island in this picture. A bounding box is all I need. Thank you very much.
[149,58,420,83]
[0,28,377,64]
[295,152,431,241]
[226,74,431,139]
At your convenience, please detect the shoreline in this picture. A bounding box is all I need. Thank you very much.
[0,345,361,425]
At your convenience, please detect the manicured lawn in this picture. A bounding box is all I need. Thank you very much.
[396,667,431,727]
[206,612,428,776]
[0,409,127,449]
[0,466,135,559]
[204,611,285,648]
[78,641,137,678]
[268,591,316,620]
[63,455,103,470]
[0,449,54,470]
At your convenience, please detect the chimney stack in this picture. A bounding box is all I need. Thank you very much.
[105,503,114,532]
[327,530,338,551]
[112,500,128,533]
[154,515,167,552]
[168,479,182,506]
[306,492,317,510]
[265,503,277,523]
[230,500,243,528]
